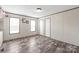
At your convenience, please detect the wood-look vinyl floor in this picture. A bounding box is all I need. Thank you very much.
[0,35,79,53]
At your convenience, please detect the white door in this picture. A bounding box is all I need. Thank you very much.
[51,14,64,41]
[39,19,45,35]
[45,17,50,37]
[0,31,3,47]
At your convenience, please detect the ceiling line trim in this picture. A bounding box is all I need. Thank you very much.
[5,11,38,18]
[39,7,79,18]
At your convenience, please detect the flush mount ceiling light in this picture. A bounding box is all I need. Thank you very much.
[36,8,43,12]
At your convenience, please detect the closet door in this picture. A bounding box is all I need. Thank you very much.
[39,18,45,35]
[45,17,51,37]
[0,31,3,47]
[51,15,54,38]
[51,14,64,41]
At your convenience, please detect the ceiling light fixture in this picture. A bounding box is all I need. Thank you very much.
[36,8,42,12]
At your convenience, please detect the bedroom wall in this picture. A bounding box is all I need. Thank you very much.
[3,13,38,41]
[63,8,79,46]
[39,8,79,46]
[0,22,3,30]
[0,18,4,30]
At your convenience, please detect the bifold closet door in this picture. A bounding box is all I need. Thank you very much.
[51,14,64,41]
[0,31,3,47]
[39,19,45,35]
[45,17,51,37]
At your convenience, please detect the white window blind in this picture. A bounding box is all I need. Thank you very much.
[31,20,35,31]
[10,18,19,34]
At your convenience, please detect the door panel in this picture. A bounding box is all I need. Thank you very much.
[51,13,64,41]
[39,19,45,35]
[45,17,50,37]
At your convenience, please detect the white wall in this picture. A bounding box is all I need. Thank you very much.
[0,18,4,30]
[3,13,38,41]
[63,8,79,46]
[39,8,79,46]
[0,22,3,30]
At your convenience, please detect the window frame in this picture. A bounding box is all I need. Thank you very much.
[9,17,20,35]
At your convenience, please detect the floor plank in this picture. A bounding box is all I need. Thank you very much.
[0,35,79,53]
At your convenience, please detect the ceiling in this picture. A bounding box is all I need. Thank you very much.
[1,5,79,18]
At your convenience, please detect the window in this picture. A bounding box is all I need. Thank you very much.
[10,18,19,34]
[31,20,36,31]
